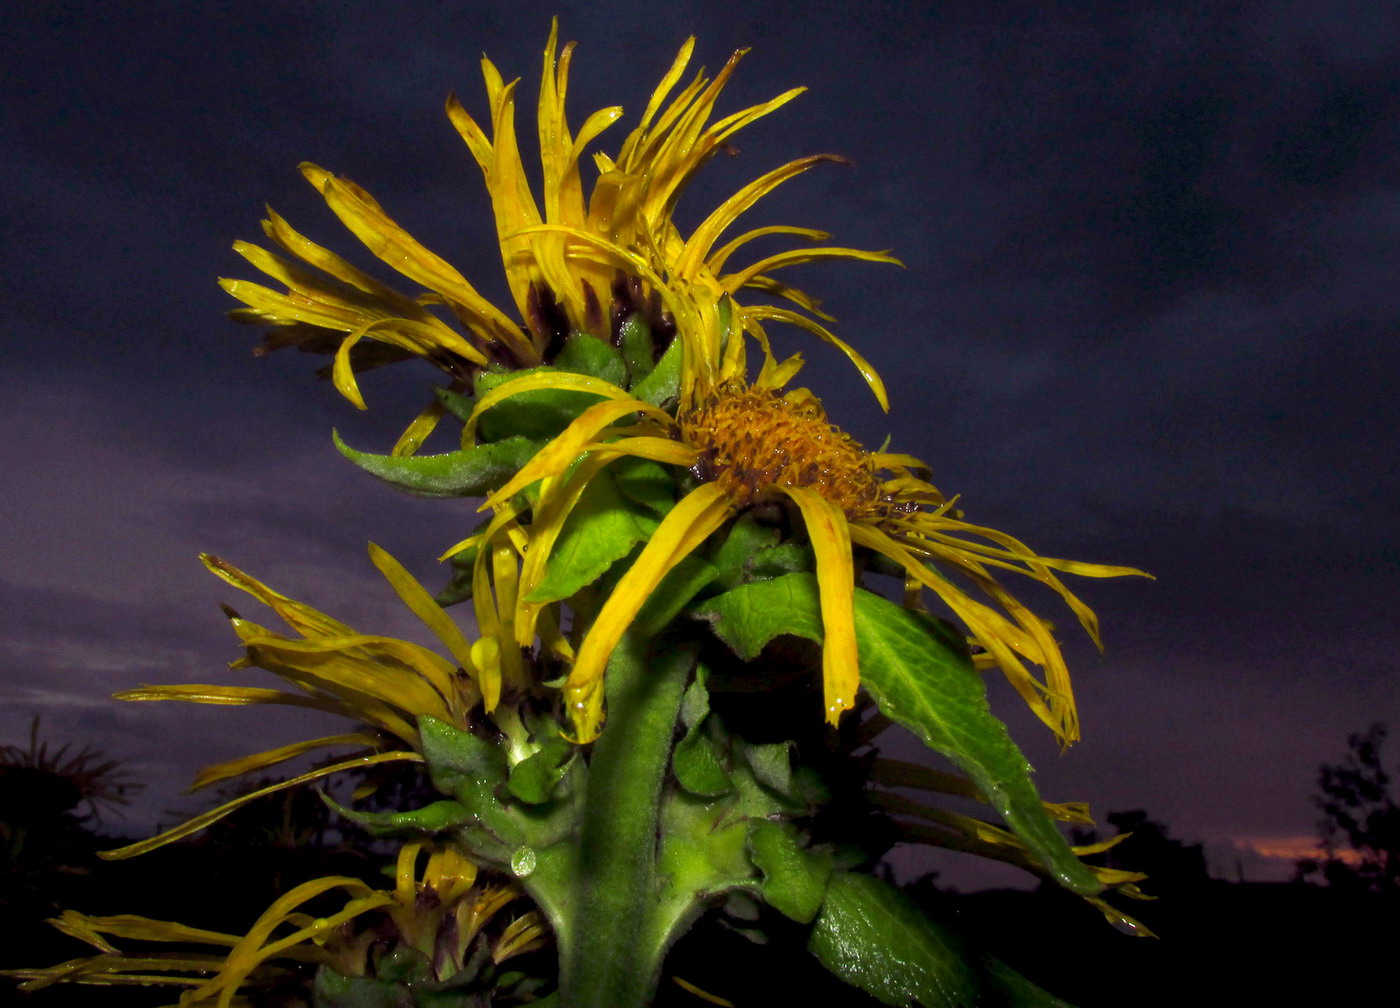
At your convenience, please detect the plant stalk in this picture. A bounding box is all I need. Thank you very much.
[557,631,693,1008]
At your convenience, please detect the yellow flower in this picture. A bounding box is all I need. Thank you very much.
[221,21,896,437]
[101,544,502,860]
[470,361,1148,746]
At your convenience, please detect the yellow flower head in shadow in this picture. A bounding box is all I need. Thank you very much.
[5,840,546,1004]
[100,545,504,861]
[222,21,896,428]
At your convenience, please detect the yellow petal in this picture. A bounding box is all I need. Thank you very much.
[480,397,671,510]
[367,542,479,692]
[201,555,356,639]
[565,482,735,741]
[743,305,889,411]
[99,752,421,859]
[464,369,636,441]
[187,732,381,793]
[675,156,841,279]
[784,486,859,724]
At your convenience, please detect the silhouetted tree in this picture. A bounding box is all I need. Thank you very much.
[1296,722,1400,893]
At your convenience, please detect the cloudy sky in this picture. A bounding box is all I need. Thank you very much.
[4,0,1397,889]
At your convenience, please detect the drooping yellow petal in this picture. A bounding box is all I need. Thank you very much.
[784,486,859,724]
[99,752,422,860]
[187,876,393,1008]
[301,163,536,363]
[112,684,353,716]
[743,305,889,411]
[564,482,735,741]
[705,225,832,276]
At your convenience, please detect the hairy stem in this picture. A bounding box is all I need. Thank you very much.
[557,632,693,1008]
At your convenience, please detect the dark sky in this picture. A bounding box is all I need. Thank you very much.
[4,0,1397,889]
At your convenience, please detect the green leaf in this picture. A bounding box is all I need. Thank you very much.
[694,572,822,659]
[527,469,660,603]
[315,968,412,1008]
[618,312,655,387]
[556,331,628,387]
[981,958,1076,1008]
[809,872,981,1007]
[710,514,818,591]
[475,368,610,442]
[334,431,539,498]
[631,335,681,407]
[611,455,677,516]
[695,574,1104,897]
[747,819,832,924]
[809,873,1077,1008]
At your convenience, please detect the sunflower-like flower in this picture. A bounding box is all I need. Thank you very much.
[102,544,500,860]
[222,21,896,443]
[467,349,1148,745]
[5,840,547,1004]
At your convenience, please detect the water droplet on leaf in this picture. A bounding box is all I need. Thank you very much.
[510,845,537,878]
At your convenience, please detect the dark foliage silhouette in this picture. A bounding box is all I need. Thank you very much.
[1296,722,1400,893]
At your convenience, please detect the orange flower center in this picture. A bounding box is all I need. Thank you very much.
[680,387,884,519]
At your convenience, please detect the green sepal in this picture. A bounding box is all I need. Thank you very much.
[618,312,655,387]
[418,716,520,854]
[334,431,539,498]
[742,740,794,797]
[319,794,473,837]
[672,676,732,798]
[314,969,411,1008]
[808,871,982,1007]
[631,335,681,407]
[507,731,576,805]
[555,330,628,387]
[747,819,833,924]
[695,573,1104,897]
[434,537,480,606]
[432,384,475,423]
[526,468,660,604]
[474,368,610,442]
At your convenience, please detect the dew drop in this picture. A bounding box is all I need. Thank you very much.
[510,845,537,879]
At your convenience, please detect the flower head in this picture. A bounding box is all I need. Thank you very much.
[100,545,503,860]
[4,840,546,1004]
[223,22,895,432]
[472,363,1147,745]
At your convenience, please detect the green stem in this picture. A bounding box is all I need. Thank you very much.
[558,631,693,1008]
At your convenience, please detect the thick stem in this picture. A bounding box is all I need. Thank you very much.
[557,632,693,1008]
